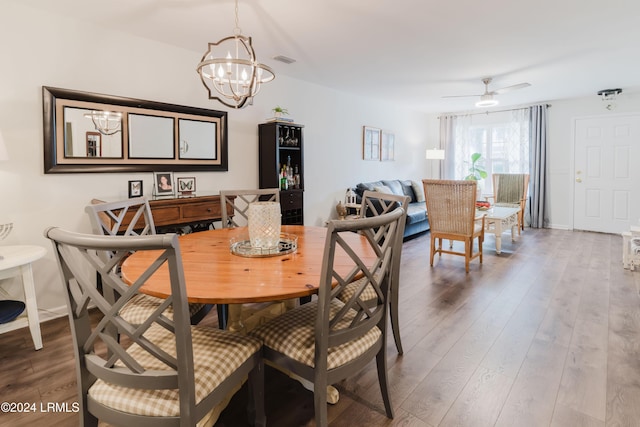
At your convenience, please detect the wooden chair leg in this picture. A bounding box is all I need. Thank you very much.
[465,240,470,273]
[390,289,403,354]
[314,376,328,427]
[376,348,394,419]
[247,358,266,427]
[216,304,228,329]
[430,235,436,266]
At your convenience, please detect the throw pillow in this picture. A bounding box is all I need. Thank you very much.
[373,185,393,194]
[411,181,425,203]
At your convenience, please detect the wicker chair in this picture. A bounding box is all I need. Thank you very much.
[249,207,405,426]
[422,180,485,273]
[45,227,265,427]
[488,173,529,233]
[337,190,409,354]
[85,197,211,326]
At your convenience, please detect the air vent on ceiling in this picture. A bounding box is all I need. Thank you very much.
[273,55,296,64]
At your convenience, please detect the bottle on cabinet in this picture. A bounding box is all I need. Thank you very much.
[259,121,304,225]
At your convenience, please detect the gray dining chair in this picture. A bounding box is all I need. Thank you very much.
[338,190,409,354]
[220,188,280,229]
[249,206,405,426]
[85,197,212,325]
[218,188,281,330]
[45,227,265,427]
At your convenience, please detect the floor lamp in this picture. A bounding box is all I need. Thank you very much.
[425,148,445,179]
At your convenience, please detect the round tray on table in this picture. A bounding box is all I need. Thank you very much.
[229,232,298,258]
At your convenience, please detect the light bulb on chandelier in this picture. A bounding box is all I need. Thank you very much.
[83,110,122,135]
[196,0,275,109]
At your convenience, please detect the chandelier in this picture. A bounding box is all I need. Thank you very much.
[83,110,122,135]
[196,0,275,109]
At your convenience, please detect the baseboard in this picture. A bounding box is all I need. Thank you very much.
[546,223,571,230]
[0,305,68,335]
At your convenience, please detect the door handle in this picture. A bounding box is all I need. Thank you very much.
[576,177,582,183]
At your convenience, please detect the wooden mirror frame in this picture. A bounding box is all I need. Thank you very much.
[43,86,228,173]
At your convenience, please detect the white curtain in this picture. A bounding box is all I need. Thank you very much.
[443,110,529,183]
[439,114,456,179]
[439,106,548,227]
[441,109,534,219]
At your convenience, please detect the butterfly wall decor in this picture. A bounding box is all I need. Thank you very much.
[177,177,196,195]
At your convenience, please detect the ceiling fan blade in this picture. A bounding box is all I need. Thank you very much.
[442,94,483,98]
[492,82,531,95]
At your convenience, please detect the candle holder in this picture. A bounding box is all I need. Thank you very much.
[247,202,281,250]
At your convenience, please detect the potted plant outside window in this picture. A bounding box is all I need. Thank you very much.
[464,152,487,200]
[464,152,487,181]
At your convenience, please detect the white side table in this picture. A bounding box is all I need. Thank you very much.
[0,245,46,350]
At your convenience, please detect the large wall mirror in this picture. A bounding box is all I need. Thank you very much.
[43,86,228,173]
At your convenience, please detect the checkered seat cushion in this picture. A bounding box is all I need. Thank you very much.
[336,277,377,304]
[119,294,206,325]
[248,299,381,370]
[88,324,261,419]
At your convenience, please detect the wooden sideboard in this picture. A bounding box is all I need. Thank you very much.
[92,194,229,232]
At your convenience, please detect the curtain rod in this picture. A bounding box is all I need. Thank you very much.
[437,103,552,119]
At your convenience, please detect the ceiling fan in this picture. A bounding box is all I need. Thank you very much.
[443,77,531,107]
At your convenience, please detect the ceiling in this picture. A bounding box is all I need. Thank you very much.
[21,0,640,113]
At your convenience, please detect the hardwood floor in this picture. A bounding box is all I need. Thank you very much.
[2,228,640,426]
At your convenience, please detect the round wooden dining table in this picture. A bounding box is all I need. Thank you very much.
[121,224,373,403]
[121,225,375,329]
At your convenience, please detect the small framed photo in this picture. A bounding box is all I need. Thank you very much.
[177,177,196,196]
[363,126,381,161]
[380,130,395,161]
[128,180,143,198]
[154,172,174,196]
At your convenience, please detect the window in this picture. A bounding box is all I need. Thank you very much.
[450,109,529,194]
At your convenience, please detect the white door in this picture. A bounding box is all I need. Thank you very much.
[574,114,640,233]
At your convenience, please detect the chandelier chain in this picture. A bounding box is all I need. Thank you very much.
[234,0,241,35]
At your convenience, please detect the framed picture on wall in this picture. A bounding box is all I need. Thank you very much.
[128,180,143,198]
[177,177,196,196]
[154,172,174,196]
[380,130,395,161]
[363,126,381,161]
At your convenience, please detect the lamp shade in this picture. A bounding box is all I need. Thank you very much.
[425,148,445,160]
[0,131,8,162]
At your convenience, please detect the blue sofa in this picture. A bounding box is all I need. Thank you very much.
[353,179,429,239]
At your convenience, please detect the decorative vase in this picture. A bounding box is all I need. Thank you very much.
[248,202,281,249]
[336,201,347,219]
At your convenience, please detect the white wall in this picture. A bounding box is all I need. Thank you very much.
[546,92,640,229]
[0,3,431,324]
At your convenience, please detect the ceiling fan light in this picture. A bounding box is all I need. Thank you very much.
[475,95,499,108]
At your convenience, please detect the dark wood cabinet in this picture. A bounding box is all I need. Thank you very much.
[258,122,304,225]
[92,194,227,232]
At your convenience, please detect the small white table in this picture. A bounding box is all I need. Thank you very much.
[477,206,521,254]
[0,245,46,350]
